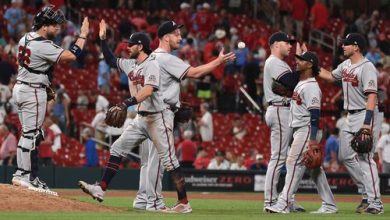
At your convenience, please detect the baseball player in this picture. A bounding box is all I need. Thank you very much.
[78,20,176,211]
[262,31,304,212]
[149,20,235,212]
[265,51,337,214]
[318,33,384,214]
[11,5,89,193]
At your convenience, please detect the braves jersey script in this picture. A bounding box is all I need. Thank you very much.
[263,55,292,103]
[117,55,164,112]
[17,32,64,86]
[289,78,321,128]
[331,58,378,110]
[152,48,190,108]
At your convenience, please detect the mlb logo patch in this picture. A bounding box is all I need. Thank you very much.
[311,97,320,105]
[148,75,157,83]
[368,80,375,88]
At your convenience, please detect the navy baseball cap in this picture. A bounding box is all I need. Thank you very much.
[128,32,152,54]
[157,21,183,38]
[341,33,366,50]
[268,32,296,46]
[295,51,320,74]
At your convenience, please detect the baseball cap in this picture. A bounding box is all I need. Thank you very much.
[128,32,152,54]
[157,21,183,38]
[341,33,366,50]
[295,51,320,74]
[268,32,296,46]
[256,154,264,160]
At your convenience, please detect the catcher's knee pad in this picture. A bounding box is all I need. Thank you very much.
[18,129,43,176]
[22,129,45,148]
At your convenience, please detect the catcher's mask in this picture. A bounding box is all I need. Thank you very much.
[32,5,66,31]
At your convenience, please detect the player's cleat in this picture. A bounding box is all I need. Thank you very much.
[365,207,384,214]
[132,201,146,210]
[289,201,306,212]
[78,181,104,202]
[167,202,192,213]
[29,177,49,189]
[355,199,369,213]
[310,206,338,214]
[364,201,384,215]
[264,203,289,214]
[14,176,59,196]
[146,205,172,212]
[12,174,31,188]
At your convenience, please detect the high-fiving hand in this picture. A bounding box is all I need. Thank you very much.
[80,17,89,38]
[217,48,236,64]
[99,19,107,40]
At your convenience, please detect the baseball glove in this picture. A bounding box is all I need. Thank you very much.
[105,104,127,128]
[272,79,293,97]
[351,128,373,153]
[46,87,56,101]
[174,103,193,123]
[302,142,323,169]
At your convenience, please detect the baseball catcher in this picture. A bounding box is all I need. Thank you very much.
[351,128,373,153]
[174,102,193,123]
[271,78,293,97]
[302,141,323,169]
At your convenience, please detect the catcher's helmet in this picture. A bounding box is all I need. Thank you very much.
[32,5,66,31]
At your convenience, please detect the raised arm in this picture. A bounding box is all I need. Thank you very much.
[318,67,336,83]
[186,48,235,78]
[59,17,89,62]
[99,19,117,67]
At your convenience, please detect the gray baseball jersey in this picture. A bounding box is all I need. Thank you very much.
[332,57,382,206]
[151,48,190,107]
[117,56,164,112]
[289,78,321,128]
[331,58,378,110]
[270,76,336,213]
[17,32,64,86]
[263,54,294,208]
[263,55,292,103]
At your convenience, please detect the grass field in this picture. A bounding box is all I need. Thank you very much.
[0,192,389,220]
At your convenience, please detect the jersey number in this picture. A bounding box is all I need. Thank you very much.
[18,46,31,65]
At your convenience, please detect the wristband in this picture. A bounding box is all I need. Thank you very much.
[363,110,373,125]
[69,43,82,58]
[123,96,138,107]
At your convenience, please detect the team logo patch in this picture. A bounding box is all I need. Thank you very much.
[368,80,375,88]
[148,75,157,83]
[311,97,320,105]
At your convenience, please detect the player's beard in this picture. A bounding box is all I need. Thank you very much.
[170,40,180,50]
[343,50,353,58]
[130,50,140,59]
[46,31,57,40]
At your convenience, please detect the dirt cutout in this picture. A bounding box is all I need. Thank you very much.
[0,184,117,212]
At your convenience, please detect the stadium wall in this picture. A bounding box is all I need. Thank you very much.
[1,166,389,194]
